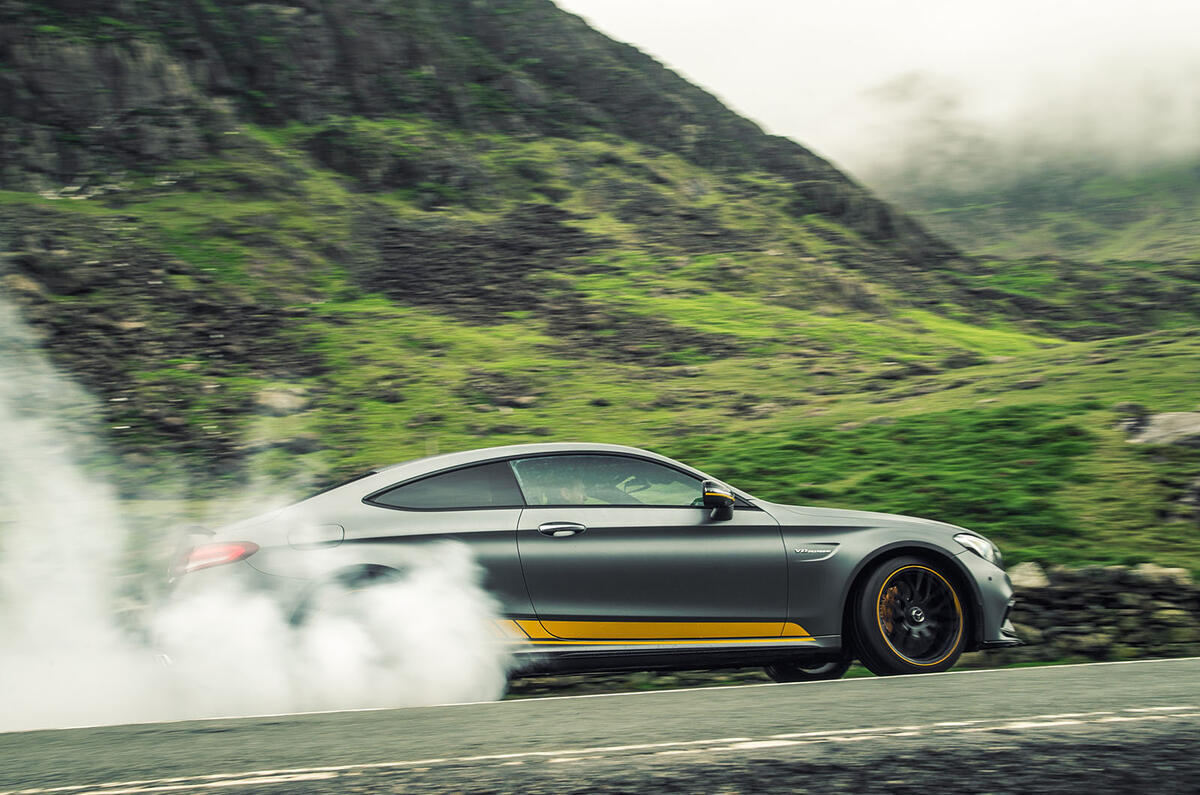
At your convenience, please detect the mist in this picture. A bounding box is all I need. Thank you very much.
[0,297,511,733]
[555,0,1200,184]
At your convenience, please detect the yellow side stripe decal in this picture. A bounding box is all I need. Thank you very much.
[782,622,809,637]
[523,637,817,646]
[504,619,813,643]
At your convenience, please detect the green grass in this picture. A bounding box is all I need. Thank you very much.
[4,111,1200,576]
[671,405,1096,562]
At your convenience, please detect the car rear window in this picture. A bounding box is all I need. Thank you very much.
[368,461,525,510]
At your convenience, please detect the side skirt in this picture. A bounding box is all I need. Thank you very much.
[509,636,843,676]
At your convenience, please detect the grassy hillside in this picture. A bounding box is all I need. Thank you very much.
[867,152,1200,262]
[1,0,1198,575]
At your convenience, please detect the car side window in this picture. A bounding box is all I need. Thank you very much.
[510,455,702,507]
[369,461,524,510]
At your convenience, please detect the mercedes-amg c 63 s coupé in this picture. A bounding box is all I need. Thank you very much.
[172,443,1019,680]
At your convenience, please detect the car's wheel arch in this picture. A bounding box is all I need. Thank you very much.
[838,541,983,655]
[289,563,405,624]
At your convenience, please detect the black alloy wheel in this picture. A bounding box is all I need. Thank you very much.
[855,555,966,675]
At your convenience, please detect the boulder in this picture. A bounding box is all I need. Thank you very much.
[1128,412,1200,446]
[940,351,985,369]
[1012,622,1044,645]
[1132,563,1194,587]
[1009,561,1050,589]
[279,433,321,454]
[254,389,310,416]
[1151,609,1192,627]
[494,395,539,408]
[0,272,47,298]
[1064,632,1114,655]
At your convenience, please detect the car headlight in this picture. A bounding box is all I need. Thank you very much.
[954,532,1004,568]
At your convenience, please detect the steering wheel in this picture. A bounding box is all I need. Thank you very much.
[622,475,653,495]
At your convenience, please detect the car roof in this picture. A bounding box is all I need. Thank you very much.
[374,442,683,475]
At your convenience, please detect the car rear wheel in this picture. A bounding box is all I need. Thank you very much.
[764,657,852,682]
[854,555,967,676]
[290,565,402,626]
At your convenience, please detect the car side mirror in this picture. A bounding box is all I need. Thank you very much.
[702,480,735,521]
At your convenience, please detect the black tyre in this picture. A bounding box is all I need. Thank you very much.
[854,555,967,676]
[764,657,852,682]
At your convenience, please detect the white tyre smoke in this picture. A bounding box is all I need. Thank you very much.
[0,297,512,732]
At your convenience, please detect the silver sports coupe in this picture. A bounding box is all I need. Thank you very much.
[172,443,1019,681]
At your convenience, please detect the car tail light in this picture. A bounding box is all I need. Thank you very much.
[181,541,260,574]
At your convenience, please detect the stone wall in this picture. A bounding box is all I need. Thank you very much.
[972,562,1200,665]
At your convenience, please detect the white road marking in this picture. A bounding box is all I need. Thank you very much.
[452,736,752,763]
[1093,712,1200,723]
[546,757,603,764]
[75,772,339,795]
[772,724,920,739]
[727,740,802,750]
[7,657,1198,736]
[7,699,1200,795]
[932,720,986,727]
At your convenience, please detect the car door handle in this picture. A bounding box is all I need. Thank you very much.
[537,521,587,538]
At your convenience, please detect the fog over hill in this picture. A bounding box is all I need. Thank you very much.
[559,0,1200,258]
[557,0,1200,169]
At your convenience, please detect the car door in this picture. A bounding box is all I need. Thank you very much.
[511,453,789,641]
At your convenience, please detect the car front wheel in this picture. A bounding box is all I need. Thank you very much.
[854,555,967,676]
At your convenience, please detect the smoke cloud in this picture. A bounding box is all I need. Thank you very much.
[0,298,511,733]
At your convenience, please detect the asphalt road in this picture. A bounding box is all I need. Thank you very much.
[4,658,1200,794]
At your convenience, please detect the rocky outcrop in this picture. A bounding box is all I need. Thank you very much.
[0,0,954,268]
[979,563,1200,665]
[1128,412,1200,447]
[0,26,233,190]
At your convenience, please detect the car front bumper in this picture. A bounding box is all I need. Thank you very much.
[956,549,1021,650]
[981,614,1022,648]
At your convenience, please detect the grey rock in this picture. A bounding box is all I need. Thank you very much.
[494,395,539,408]
[1009,562,1050,589]
[254,389,310,416]
[1065,632,1114,655]
[1128,412,1200,446]
[1117,592,1148,608]
[1151,609,1192,627]
[1165,626,1200,644]
[1012,623,1044,645]
[1132,563,1194,587]
[279,433,320,454]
